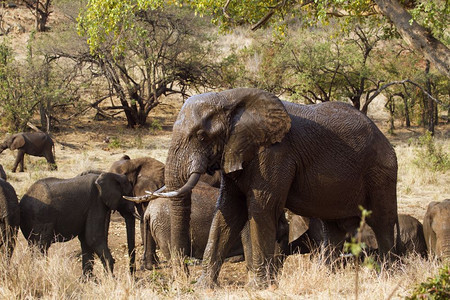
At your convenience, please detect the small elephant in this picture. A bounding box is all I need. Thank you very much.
[0,132,57,172]
[0,178,20,260]
[140,181,245,269]
[0,164,6,180]
[423,199,450,260]
[19,172,135,277]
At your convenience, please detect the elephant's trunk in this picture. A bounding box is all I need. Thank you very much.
[124,214,136,273]
[165,148,194,258]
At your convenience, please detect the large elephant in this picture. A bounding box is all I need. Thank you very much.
[146,88,399,287]
[423,199,450,260]
[0,132,57,172]
[0,178,20,260]
[19,172,135,277]
[131,181,289,270]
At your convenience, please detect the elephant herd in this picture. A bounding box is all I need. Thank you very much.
[0,88,449,287]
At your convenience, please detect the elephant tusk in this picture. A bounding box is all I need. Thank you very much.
[123,194,157,203]
[153,173,201,198]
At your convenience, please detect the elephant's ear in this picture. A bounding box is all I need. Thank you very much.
[10,134,25,150]
[221,88,291,173]
[96,173,131,210]
[289,215,310,244]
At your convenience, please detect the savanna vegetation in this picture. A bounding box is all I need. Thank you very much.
[0,0,448,298]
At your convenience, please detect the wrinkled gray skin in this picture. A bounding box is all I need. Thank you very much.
[0,178,20,260]
[19,172,135,277]
[0,132,57,172]
[289,214,426,258]
[163,88,399,287]
[141,181,290,270]
[423,199,450,260]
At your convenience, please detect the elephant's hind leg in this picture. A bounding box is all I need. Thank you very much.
[366,186,398,260]
[12,150,25,172]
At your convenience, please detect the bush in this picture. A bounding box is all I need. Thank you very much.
[407,265,450,299]
[413,131,450,172]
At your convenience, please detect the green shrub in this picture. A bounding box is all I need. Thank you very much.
[407,265,450,299]
[413,131,450,172]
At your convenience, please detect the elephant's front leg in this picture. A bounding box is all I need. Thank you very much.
[199,179,247,288]
[247,194,282,287]
[79,234,95,278]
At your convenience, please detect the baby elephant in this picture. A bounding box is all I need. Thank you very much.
[0,178,20,260]
[20,172,135,277]
[423,199,450,260]
[0,132,57,172]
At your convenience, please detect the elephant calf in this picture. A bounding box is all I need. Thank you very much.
[0,132,57,172]
[20,172,135,277]
[423,199,450,260]
[288,214,427,258]
[0,178,20,260]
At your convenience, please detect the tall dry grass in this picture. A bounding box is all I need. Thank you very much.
[0,122,448,299]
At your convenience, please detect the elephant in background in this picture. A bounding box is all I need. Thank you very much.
[0,164,6,180]
[152,88,399,287]
[288,214,426,258]
[19,172,135,277]
[423,199,450,260]
[0,132,57,172]
[0,178,20,260]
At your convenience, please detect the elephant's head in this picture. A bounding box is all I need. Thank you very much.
[0,134,22,153]
[423,199,450,260]
[162,88,291,256]
[95,172,136,272]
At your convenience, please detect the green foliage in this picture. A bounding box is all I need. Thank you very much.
[109,137,122,149]
[0,40,36,131]
[413,131,450,172]
[407,265,450,300]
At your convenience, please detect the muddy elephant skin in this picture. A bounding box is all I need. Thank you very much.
[19,172,135,276]
[161,88,399,287]
[0,132,56,172]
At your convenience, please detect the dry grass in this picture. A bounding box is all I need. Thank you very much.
[0,120,448,299]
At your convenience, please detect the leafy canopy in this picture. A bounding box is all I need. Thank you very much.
[79,0,449,54]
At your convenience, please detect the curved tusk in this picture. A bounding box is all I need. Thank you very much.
[153,173,201,198]
[123,194,157,203]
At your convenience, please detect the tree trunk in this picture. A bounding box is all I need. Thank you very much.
[425,60,434,135]
[402,95,410,127]
[374,0,450,78]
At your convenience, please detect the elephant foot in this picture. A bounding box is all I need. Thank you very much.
[195,272,219,289]
[246,269,274,289]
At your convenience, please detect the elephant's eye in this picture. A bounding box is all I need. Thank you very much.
[197,129,207,142]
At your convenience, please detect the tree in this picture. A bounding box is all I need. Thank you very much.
[23,0,52,32]
[77,6,224,127]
